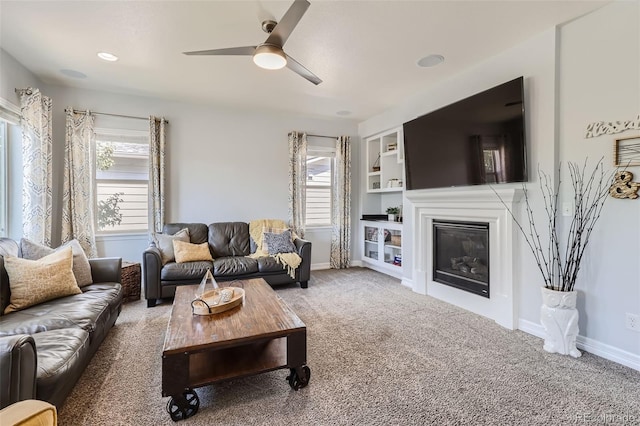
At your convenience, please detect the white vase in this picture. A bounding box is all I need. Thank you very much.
[388,214,395,222]
[540,287,581,358]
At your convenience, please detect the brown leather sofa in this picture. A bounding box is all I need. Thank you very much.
[0,238,123,409]
[143,222,312,307]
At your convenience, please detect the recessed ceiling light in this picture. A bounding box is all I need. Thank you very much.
[97,52,118,62]
[417,54,444,68]
[60,69,87,79]
[336,110,351,116]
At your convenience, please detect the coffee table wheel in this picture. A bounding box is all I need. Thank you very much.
[287,365,311,390]
[166,389,199,421]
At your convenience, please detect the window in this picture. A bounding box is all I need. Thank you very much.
[94,129,149,234]
[0,98,21,238]
[305,148,334,227]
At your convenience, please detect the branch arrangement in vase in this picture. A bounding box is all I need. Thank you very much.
[495,158,614,292]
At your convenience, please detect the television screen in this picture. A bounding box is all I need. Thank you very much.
[403,77,527,190]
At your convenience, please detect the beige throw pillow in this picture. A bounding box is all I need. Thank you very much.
[173,240,213,263]
[20,238,93,287]
[4,247,81,314]
[152,228,190,264]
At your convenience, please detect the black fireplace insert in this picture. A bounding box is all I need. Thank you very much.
[433,220,490,298]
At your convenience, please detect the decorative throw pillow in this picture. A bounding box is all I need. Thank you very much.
[20,238,93,287]
[173,240,213,263]
[263,229,296,255]
[152,228,190,264]
[260,227,289,254]
[4,247,81,314]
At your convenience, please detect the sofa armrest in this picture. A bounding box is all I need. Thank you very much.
[89,258,122,284]
[0,335,37,409]
[143,245,162,306]
[0,399,57,425]
[294,238,312,285]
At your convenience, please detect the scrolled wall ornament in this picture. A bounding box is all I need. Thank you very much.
[609,171,639,199]
[585,114,640,138]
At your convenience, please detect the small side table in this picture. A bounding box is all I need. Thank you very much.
[121,261,141,303]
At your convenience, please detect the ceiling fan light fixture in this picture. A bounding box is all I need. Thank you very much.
[253,44,287,70]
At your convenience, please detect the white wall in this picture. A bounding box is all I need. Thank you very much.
[557,0,640,358]
[357,2,640,367]
[2,52,359,265]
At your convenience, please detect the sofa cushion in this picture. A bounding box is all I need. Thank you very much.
[257,256,288,273]
[20,238,93,287]
[0,310,78,337]
[208,223,250,257]
[31,328,90,405]
[153,228,189,265]
[161,261,213,281]
[0,284,122,338]
[173,241,213,263]
[163,223,209,244]
[213,257,258,277]
[4,248,81,314]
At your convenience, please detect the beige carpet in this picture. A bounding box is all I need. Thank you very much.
[58,268,640,425]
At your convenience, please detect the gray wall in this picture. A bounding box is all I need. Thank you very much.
[1,49,359,265]
[556,0,639,360]
[0,50,42,238]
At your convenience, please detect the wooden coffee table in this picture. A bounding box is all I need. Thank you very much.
[162,278,309,421]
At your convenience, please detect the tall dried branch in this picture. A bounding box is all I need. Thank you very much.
[493,158,613,292]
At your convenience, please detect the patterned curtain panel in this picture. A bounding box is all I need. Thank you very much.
[149,116,166,234]
[61,108,97,258]
[288,131,307,238]
[330,136,351,269]
[18,87,53,246]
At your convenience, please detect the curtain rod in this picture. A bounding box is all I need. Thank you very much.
[307,133,338,139]
[72,109,169,124]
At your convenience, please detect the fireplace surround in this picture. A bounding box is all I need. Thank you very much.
[406,188,522,329]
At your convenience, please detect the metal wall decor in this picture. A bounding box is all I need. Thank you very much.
[609,171,639,199]
[585,114,640,138]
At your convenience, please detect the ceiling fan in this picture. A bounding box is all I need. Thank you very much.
[183,0,322,85]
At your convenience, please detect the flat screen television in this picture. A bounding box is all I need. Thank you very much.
[403,77,527,190]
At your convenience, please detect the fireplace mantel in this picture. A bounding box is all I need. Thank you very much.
[406,187,523,329]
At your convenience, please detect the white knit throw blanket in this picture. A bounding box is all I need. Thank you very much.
[247,219,301,279]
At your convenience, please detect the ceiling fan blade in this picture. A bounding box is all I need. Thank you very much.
[265,0,310,47]
[285,54,322,85]
[183,46,256,56]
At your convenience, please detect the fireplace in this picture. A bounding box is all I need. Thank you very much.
[406,187,521,329]
[433,220,490,298]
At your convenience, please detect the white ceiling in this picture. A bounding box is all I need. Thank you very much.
[0,0,608,121]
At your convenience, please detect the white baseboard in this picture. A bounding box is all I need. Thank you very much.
[310,263,331,271]
[401,277,413,288]
[310,261,366,270]
[518,319,640,371]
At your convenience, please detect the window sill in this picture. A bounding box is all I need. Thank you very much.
[304,225,332,231]
[95,233,147,242]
